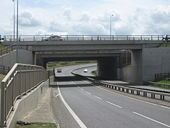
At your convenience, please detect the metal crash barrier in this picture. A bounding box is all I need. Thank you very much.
[73,73,170,102]
[0,63,48,128]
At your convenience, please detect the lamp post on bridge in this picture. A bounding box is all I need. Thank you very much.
[12,0,19,62]
[110,14,114,39]
[12,0,15,41]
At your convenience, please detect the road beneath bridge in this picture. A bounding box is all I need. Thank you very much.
[51,64,170,128]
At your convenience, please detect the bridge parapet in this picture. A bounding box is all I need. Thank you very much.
[2,35,166,42]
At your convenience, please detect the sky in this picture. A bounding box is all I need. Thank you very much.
[0,0,170,35]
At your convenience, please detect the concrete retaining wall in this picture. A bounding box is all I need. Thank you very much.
[0,49,33,68]
[142,48,170,81]
[120,48,170,83]
[119,67,133,83]
[7,80,49,128]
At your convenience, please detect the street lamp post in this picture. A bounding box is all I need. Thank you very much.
[16,0,19,42]
[110,14,113,38]
[13,0,15,41]
[12,0,19,62]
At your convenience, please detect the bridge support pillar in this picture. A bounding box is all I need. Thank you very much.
[97,57,118,80]
[131,50,143,84]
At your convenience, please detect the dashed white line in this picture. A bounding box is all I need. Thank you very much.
[85,92,91,95]
[133,112,170,128]
[97,86,170,110]
[58,87,87,128]
[106,101,122,108]
[94,96,103,100]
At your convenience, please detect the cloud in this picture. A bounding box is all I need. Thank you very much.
[1,0,170,35]
[63,8,72,20]
[19,12,41,27]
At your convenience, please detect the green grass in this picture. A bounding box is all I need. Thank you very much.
[151,80,170,89]
[92,70,96,75]
[0,44,13,56]
[159,43,170,48]
[123,64,132,69]
[14,122,57,128]
[0,74,5,88]
[47,61,96,70]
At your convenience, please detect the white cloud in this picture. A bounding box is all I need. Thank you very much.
[0,0,170,35]
[19,12,41,27]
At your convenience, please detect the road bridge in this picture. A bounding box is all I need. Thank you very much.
[2,35,165,83]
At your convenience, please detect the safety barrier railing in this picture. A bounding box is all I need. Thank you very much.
[1,35,167,42]
[0,63,48,128]
[99,81,170,101]
[72,72,170,102]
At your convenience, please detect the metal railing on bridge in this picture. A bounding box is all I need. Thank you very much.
[0,63,48,127]
[2,35,166,42]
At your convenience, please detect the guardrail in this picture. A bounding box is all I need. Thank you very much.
[72,72,170,102]
[0,63,48,128]
[1,35,167,42]
[99,81,170,101]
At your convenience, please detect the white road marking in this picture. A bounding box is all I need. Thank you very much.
[106,101,122,108]
[94,96,103,100]
[161,105,170,110]
[133,112,170,128]
[85,91,91,95]
[58,87,87,128]
[97,86,170,110]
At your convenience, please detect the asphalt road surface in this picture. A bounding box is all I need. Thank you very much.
[52,64,170,128]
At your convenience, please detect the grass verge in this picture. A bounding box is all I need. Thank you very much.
[0,44,13,56]
[0,74,5,88]
[14,122,57,128]
[151,80,170,89]
[123,64,132,69]
[92,70,96,75]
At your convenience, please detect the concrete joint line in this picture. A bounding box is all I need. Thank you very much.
[58,87,87,128]
[133,112,170,128]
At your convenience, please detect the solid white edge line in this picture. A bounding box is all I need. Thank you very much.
[58,86,87,128]
[133,112,170,128]
[106,101,122,108]
[96,86,170,110]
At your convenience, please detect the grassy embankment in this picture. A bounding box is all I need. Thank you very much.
[0,74,5,88]
[152,80,170,89]
[15,122,57,128]
[159,43,170,48]
[0,44,13,56]
[47,60,96,70]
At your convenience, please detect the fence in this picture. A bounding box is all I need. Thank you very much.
[0,63,48,128]
[1,35,167,42]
